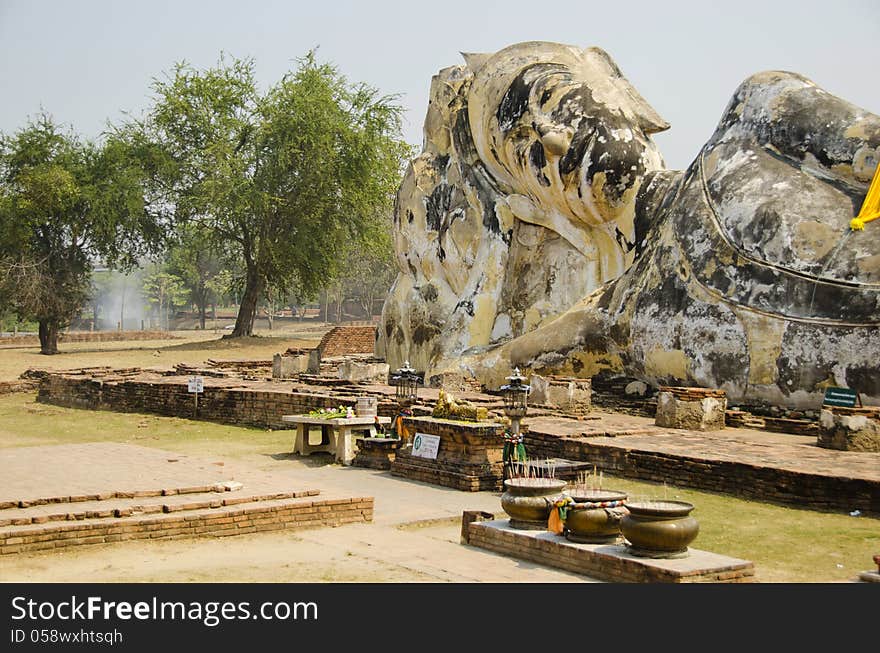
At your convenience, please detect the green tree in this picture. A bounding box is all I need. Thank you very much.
[0,115,160,353]
[166,224,227,329]
[125,52,408,337]
[339,214,397,319]
[142,266,187,331]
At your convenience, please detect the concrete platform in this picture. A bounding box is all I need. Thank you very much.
[465,517,755,583]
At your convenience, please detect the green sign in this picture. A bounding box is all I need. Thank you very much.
[823,387,859,408]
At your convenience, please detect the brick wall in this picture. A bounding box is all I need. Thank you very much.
[0,330,180,347]
[0,380,39,396]
[522,432,880,515]
[37,375,363,428]
[316,326,377,358]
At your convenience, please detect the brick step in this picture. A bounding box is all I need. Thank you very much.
[0,488,321,527]
[0,494,373,555]
[0,481,250,511]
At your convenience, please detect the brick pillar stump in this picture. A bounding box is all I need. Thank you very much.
[655,386,727,431]
[817,406,880,452]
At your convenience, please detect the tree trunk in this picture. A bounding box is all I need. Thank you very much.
[230,268,262,338]
[193,288,205,330]
[265,290,274,331]
[38,319,59,355]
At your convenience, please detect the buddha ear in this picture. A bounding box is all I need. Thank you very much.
[586,46,671,135]
[461,52,492,73]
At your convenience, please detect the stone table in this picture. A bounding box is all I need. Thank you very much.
[281,415,392,465]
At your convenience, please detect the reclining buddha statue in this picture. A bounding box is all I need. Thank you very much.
[377,41,880,406]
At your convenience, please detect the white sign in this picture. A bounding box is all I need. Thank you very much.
[187,376,204,394]
[411,432,440,459]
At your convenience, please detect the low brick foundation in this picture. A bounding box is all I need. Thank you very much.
[465,517,755,583]
[0,330,180,347]
[726,410,819,436]
[522,430,880,514]
[352,437,400,470]
[0,495,373,555]
[391,450,502,491]
[0,379,39,395]
[36,373,373,428]
[390,417,506,491]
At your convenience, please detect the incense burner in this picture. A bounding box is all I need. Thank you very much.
[620,500,699,558]
[500,478,567,530]
[563,487,628,544]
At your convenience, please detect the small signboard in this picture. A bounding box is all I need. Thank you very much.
[187,376,204,394]
[822,386,859,408]
[411,433,440,459]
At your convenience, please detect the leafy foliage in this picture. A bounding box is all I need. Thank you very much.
[165,223,227,328]
[124,52,409,336]
[0,115,160,353]
[142,265,188,330]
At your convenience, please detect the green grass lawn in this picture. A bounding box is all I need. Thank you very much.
[1,392,877,582]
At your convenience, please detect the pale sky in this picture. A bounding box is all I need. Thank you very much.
[1,0,878,170]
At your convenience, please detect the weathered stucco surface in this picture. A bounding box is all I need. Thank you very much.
[378,43,880,406]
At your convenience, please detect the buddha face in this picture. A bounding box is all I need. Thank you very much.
[465,42,669,233]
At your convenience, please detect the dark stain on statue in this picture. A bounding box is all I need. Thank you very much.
[846,364,880,397]
[435,153,450,172]
[407,209,414,224]
[454,299,475,317]
[710,351,748,386]
[419,284,439,303]
[412,322,442,346]
[426,184,453,232]
[583,124,647,203]
[497,63,567,133]
[559,123,592,176]
[529,141,551,186]
[614,227,634,253]
[545,267,556,295]
[776,355,835,396]
[644,274,689,315]
[634,170,682,260]
[451,105,502,234]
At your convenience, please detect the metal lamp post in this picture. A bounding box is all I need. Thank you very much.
[391,360,420,408]
[390,361,420,444]
[500,367,530,481]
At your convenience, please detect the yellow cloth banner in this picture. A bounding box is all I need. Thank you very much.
[852,164,880,230]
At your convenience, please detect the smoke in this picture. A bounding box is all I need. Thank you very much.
[90,267,147,331]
